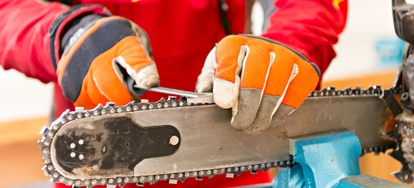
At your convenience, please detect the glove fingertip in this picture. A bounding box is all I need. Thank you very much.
[134,63,160,89]
[196,79,213,93]
[213,78,239,109]
[136,73,160,88]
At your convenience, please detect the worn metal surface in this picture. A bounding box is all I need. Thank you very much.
[38,86,401,187]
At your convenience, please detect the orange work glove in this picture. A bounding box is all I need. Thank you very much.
[196,35,320,135]
[57,15,159,109]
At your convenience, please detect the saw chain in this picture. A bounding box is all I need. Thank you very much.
[38,85,402,187]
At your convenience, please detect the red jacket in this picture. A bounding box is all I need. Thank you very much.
[0,0,347,187]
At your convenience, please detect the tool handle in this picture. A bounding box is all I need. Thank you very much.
[126,76,213,103]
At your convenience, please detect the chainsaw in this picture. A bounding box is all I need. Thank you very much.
[38,79,407,187]
[38,0,414,187]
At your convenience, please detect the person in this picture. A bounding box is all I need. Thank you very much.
[0,0,347,187]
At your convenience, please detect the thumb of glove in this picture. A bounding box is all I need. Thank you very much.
[113,56,160,91]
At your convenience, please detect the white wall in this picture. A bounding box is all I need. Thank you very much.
[324,0,401,81]
[0,68,52,121]
[0,0,402,122]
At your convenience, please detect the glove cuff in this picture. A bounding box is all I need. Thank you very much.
[49,5,111,71]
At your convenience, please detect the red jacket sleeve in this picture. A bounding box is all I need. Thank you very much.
[262,0,348,75]
[0,1,109,83]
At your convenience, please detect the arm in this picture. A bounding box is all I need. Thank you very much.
[262,0,348,74]
[0,1,108,83]
[0,1,158,109]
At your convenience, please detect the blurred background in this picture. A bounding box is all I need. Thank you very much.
[0,0,407,187]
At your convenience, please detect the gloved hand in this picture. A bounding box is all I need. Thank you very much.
[196,35,320,135]
[56,15,159,109]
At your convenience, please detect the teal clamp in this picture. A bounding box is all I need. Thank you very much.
[272,132,357,188]
[273,131,408,188]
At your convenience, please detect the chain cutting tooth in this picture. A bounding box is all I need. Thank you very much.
[92,104,103,115]
[136,182,145,187]
[42,150,51,164]
[309,91,314,97]
[39,125,49,135]
[107,178,115,185]
[140,103,148,110]
[373,147,380,155]
[124,100,136,112]
[104,102,116,108]
[226,168,235,178]
[194,172,203,180]
[37,140,45,150]
[168,174,179,184]
[374,85,382,95]
[347,87,353,95]
[260,163,266,171]
[153,175,160,181]
[131,176,138,183]
[313,91,319,97]
[56,109,70,124]
[76,112,84,119]
[149,176,157,185]
[326,86,335,96]
[109,107,116,114]
[124,177,131,184]
[133,103,140,111]
[233,167,241,175]
[353,87,362,95]
[41,165,50,176]
[75,107,84,113]
[168,96,177,101]
[51,120,62,130]
[84,180,91,187]
[177,173,184,181]
[74,180,81,187]
[321,88,327,96]
[67,113,75,120]
[368,86,375,95]
[250,165,258,174]
[67,180,74,186]
[116,106,124,113]
[58,176,66,183]
[125,103,133,112]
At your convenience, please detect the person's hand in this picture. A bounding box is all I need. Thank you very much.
[196,35,320,135]
[56,16,159,109]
